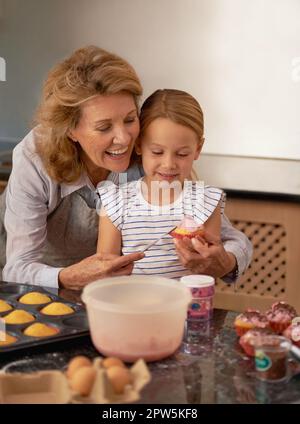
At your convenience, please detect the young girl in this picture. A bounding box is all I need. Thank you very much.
[97,89,225,279]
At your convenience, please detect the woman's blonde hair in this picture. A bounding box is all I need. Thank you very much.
[138,89,204,180]
[35,46,143,183]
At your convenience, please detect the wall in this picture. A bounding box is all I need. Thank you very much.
[0,0,299,159]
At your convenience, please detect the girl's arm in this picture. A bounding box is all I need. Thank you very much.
[203,202,221,239]
[97,207,122,255]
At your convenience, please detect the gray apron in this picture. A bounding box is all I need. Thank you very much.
[0,186,99,279]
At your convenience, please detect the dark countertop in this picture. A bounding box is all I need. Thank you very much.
[1,288,300,404]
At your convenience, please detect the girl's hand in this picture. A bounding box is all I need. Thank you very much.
[58,252,144,290]
[174,230,236,278]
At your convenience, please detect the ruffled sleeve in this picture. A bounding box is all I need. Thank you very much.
[191,182,226,224]
[96,181,125,230]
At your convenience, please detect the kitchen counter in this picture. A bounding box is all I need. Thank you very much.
[1,288,300,404]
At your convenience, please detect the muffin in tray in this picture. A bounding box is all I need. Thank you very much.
[0,331,18,346]
[40,302,74,316]
[234,309,269,337]
[3,309,35,324]
[170,216,204,239]
[265,301,297,334]
[239,327,274,357]
[19,292,51,305]
[24,323,59,338]
[283,320,300,347]
[0,299,13,313]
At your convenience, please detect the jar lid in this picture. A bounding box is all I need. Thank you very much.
[180,275,215,288]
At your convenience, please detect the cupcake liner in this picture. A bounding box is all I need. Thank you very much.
[268,320,291,334]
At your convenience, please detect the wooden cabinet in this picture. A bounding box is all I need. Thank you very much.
[214,195,300,312]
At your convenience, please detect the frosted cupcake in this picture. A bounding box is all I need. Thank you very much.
[234,309,269,337]
[170,216,204,239]
[266,301,297,334]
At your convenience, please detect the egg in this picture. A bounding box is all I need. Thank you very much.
[66,355,93,379]
[70,366,96,397]
[102,357,125,369]
[106,365,133,395]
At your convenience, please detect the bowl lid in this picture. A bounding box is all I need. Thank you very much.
[82,275,191,314]
[180,274,215,288]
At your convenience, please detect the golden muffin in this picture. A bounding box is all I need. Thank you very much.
[40,302,74,316]
[0,299,13,313]
[19,291,51,305]
[0,330,17,346]
[24,322,59,338]
[3,309,35,324]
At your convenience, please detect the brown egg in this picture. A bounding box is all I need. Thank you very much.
[70,366,96,397]
[102,357,125,369]
[106,365,133,395]
[66,355,93,379]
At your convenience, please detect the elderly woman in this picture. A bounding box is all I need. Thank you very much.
[1,46,252,290]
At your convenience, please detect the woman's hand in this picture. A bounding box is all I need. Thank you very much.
[58,252,144,290]
[174,230,237,279]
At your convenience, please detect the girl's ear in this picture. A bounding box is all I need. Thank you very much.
[194,138,204,160]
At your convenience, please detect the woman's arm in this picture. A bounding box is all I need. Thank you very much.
[97,207,122,255]
[3,135,143,289]
[203,202,221,238]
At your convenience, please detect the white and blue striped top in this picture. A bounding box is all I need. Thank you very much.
[98,179,225,279]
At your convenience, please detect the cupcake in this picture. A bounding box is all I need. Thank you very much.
[234,309,269,337]
[283,320,300,347]
[266,301,297,334]
[19,292,51,305]
[24,323,59,338]
[40,302,74,316]
[0,299,13,313]
[0,331,17,346]
[3,309,35,324]
[239,327,274,357]
[170,216,204,239]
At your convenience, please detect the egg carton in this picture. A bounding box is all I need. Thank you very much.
[0,358,151,404]
[0,283,89,354]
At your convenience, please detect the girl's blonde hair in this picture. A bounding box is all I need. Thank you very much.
[35,46,142,183]
[139,89,204,180]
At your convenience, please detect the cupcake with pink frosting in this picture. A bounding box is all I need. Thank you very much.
[239,327,274,357]
[266,301,297,334]
[234,309,269,337]
[283,320,300,347]
[170,216,204,239]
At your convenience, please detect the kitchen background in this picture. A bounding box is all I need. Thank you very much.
[0,0,299,310]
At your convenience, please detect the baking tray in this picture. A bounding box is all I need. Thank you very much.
[0,283,89,354]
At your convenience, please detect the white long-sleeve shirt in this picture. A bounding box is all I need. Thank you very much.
[3,128,252,288]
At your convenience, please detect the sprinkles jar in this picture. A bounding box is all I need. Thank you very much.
[180,275,215,321]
